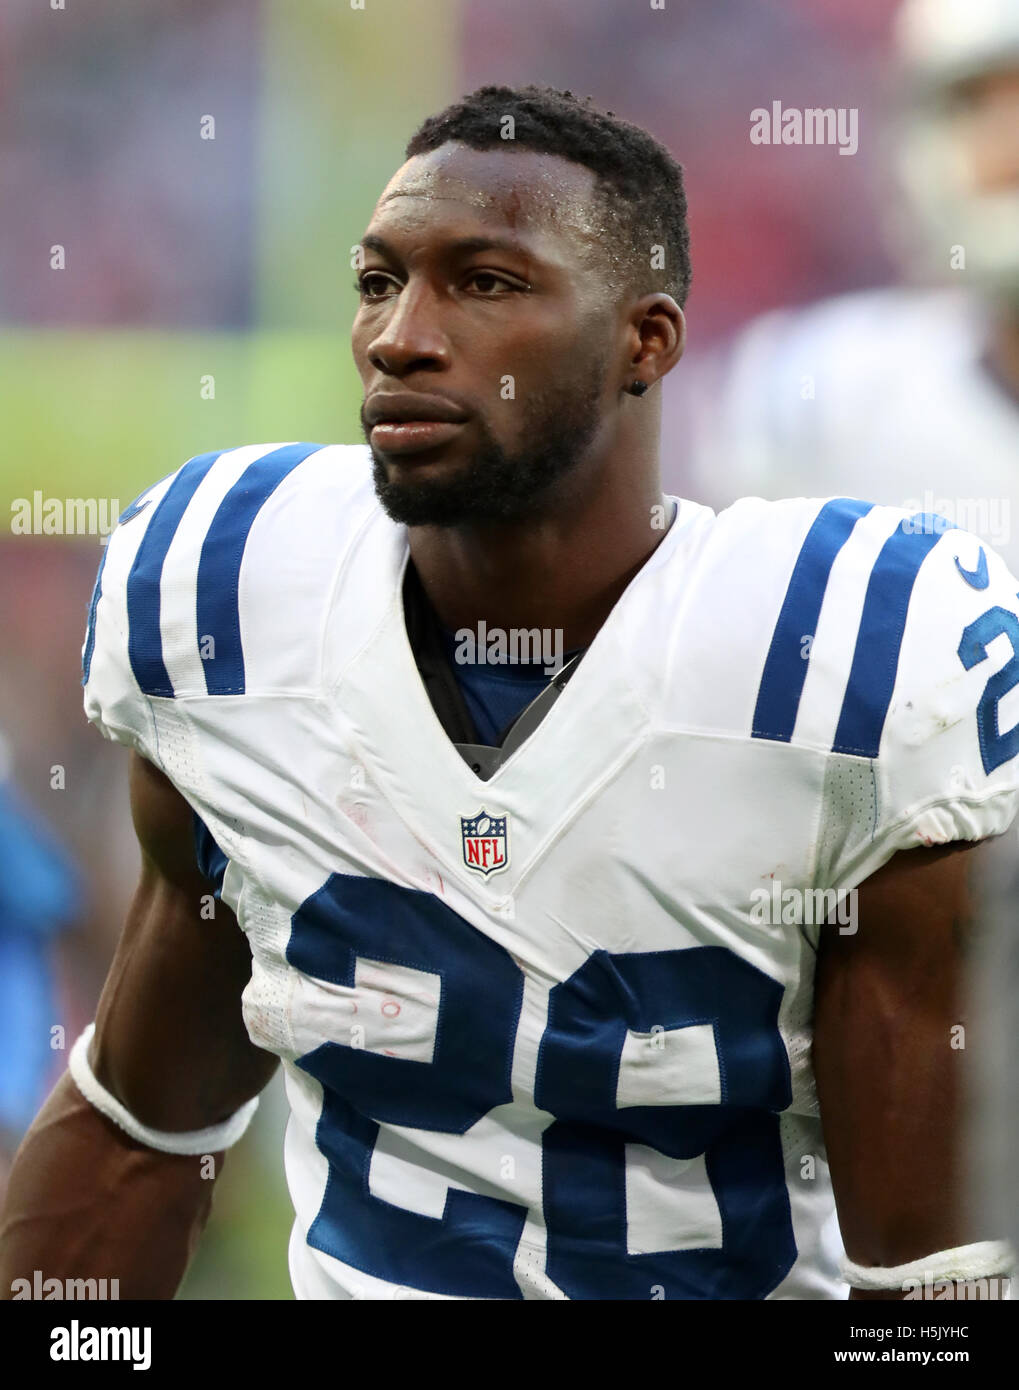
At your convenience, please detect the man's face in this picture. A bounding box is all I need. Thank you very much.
[947,68,1019,195]
[899,64,1019,295]
[351,143,623,526]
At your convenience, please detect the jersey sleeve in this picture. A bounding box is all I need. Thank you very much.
[818,525,1019,890]
[80,473,178,765]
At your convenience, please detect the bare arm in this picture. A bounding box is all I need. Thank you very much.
[813,839,997,1300]
[0,752,277,1299]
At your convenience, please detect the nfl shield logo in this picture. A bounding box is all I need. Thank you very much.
[460,810,510,878]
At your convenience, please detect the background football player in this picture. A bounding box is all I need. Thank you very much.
[676,0,1019,571]
[0,729,81,1204]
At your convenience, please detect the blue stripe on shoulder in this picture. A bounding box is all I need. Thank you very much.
[832,514,952,758]
[752,499,873,743]
[81,544,110,687]
[126,451,224,696]
[82,477,180,687]
[83,473,195,688]
[196,442,323,695]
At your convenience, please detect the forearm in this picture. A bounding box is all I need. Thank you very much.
[814,843,1011,1300]
[813,957,968,1262]
[0,1074,220,1300]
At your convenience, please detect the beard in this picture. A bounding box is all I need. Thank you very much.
[363,360,607,527]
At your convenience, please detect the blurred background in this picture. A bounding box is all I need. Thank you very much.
[2,0,1016,1296]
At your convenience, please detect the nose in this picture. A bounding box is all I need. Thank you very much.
[366,279,451,378]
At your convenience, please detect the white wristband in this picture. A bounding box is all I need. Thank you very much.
[68,1023,259,1156]
[841,1240,1015,1291]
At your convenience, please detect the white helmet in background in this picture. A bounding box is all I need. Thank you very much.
[893,0,1019,298]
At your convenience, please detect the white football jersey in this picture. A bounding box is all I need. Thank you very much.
[677,287,1019,573]
[82,442,1019,1300]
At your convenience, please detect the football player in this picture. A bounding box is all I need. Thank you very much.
[2,85,1017,1301]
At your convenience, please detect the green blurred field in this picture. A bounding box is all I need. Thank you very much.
[0,330,362,507]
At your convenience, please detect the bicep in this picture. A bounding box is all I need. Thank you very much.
[812,840,984,1271]
[90,752,277,1131]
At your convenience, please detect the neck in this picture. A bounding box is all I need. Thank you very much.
[407,446,669,652]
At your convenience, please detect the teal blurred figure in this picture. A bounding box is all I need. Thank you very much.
[0,736,81,1174]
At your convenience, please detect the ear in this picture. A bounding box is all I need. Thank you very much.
[625,294,686,393]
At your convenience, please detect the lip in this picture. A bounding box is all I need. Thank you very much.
[364,391,469,427]
[370,419,467,455]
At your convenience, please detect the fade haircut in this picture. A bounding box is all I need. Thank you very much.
[405,84,691,306]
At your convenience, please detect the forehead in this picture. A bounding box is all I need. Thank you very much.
[364,143,604,263]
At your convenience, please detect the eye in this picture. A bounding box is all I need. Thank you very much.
[464,270,524,295]
[355,272,399,300]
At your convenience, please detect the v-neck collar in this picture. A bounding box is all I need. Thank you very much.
[332,500,689,895]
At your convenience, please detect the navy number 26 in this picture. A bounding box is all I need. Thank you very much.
[287,874,795,1300]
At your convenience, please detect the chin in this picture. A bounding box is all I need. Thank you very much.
[371,456,474,526]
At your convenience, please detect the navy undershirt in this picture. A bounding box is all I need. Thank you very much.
[438,627,576,745]
[439,503,678,744]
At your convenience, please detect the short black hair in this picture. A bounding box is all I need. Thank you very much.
[405,85,691,306]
